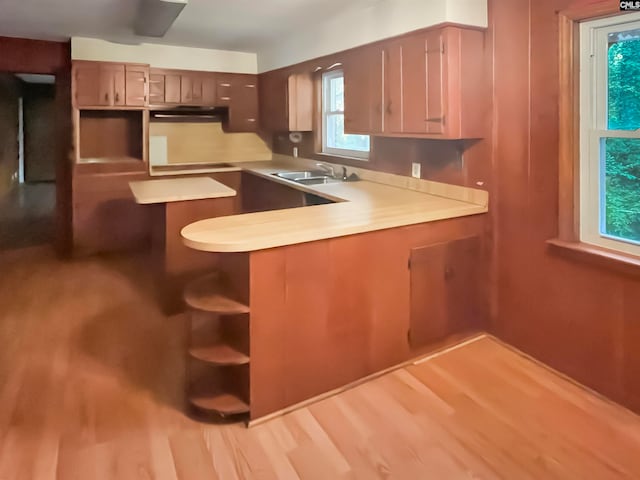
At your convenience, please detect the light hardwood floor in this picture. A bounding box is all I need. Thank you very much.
[1,247,640,479]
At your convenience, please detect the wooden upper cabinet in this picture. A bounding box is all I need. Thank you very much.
[343,47,383,135]
[216,74,234,105]
[124,65,148,106]
[227,74,259,132]
[74,62,101,107]
[341,26,487,139]
[287,73,313,132]
[73,61,148,108]
[387,26,486,139]
[384,39,403,134]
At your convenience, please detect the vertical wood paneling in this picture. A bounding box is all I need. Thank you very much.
[492,0,640,411]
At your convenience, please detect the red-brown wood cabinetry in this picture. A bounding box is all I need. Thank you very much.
[409,235,482,348]
[343,25,487,139]
[73,61,148,108]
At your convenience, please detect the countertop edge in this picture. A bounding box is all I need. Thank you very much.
[182,205,488,253]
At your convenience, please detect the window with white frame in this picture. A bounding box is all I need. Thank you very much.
[580,13,640,256]
[321,70,370,159]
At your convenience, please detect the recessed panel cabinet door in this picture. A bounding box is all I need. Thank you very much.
[409,236,481,348]
[385,40,403,134]
[401,33,428,134]
[149,74,165,104]
[344,50,371,134]
[344,47,384,135]
[125,65,148,106]
[425,29,445,135]
[165,74,181,104]
[74,63,101,107]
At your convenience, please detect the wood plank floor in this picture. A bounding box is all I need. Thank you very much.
[1,247,640,479]
[0,182,55,250]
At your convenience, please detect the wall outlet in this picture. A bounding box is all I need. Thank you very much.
[293,147,299,158]
[411,162,421,179]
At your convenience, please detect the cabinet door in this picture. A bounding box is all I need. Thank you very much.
[216,75,234,105]
[202,72,217,105]
[165,74,181,104]
[425,29,445,135]
[97,65,125,106]
[344,52,369,134]
[384,40,403,133]
[74,63,101,107]
[401,33,428,134]
[149,73,165,104]
[409,236,481,348]
[191,74,204,104]
[229,77,259,132]
[180,74,193,103]
[125,65,148,106]
[287,73,313,132]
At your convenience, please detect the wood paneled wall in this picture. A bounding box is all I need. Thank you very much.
[0,36,72,255]
[0,37,70,75]
[491,0,640,413]
[0,75,21,196]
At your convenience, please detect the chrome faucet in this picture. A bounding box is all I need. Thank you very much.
[315,163,336,178]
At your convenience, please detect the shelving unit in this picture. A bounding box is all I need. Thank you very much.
[183,272,250,420]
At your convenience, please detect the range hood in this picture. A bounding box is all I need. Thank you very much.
[150,106,227,122]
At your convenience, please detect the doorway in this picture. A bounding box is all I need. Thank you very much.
[0,73,56,251]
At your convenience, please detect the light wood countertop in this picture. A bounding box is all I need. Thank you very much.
[181,160,488,253]
[129,177,236,205]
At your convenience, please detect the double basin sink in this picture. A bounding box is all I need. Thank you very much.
[273,170,341,185]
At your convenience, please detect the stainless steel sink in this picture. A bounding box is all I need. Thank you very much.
[273,171,340,185]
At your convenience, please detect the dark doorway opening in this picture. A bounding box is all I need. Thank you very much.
[0,73,56,251]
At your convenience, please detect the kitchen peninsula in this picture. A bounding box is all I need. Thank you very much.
[180,159,489,423]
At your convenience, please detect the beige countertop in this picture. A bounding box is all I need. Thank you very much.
[129,177,236,205]
[180,160,488,253]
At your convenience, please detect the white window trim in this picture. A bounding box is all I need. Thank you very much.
[579,13,640,256]
[321,69,369,160]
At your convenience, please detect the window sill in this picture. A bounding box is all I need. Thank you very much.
[317,152,369,162]
[547,238,640,277]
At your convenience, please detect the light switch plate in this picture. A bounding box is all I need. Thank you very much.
[411,162,421,179]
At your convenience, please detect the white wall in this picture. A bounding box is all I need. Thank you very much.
[257,0,487,72]
[71,37,258,74]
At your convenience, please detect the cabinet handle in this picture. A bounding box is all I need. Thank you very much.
[219,83,231,87]
[247,118,256,122]
[115,93,120,102]
[105,93,109,102]
[245,84,256,88]
[425,117,444,122]
[220,96,231,101]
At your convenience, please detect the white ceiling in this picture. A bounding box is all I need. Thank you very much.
[0,0,384,52]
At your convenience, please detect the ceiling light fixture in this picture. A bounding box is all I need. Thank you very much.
[134,0,188,38]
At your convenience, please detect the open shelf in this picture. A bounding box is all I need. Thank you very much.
[78,110,144,163]
[189,392,250,417]
[184,273,249,314]
[189,344,249,366]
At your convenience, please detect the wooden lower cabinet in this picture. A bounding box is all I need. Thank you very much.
[72,171,150,255]
[408,236,482,348]
[247,215,487,420]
